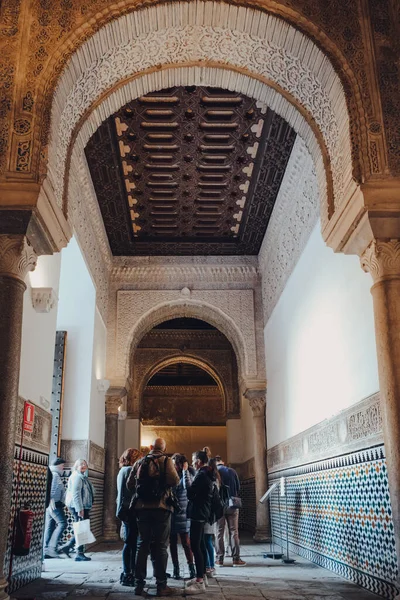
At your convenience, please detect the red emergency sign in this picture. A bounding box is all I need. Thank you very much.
[23,402,35,433]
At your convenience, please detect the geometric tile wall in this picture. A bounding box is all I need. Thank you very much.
[3,446,48,594]
[239,478,256,534]
[60,469,105,545]
[269,445,398,599]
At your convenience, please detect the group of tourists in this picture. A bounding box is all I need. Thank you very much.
[43,437,245,597]
[43,457,95,562]
[117,438,245,596]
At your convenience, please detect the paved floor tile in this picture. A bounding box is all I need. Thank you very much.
[12,539,382,600]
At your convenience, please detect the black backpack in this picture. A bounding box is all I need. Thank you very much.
[208,482,224,524]
[220,483,231,510]
[135,454,167,502]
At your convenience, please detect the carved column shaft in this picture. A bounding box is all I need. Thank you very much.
[103,393,124,541]
[361,239,400,580]
[0,236,36,599]
[245,390,270,542]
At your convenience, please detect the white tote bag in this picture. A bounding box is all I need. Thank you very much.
[73,519,96,546]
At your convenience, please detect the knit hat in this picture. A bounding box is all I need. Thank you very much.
[51,457,66,466]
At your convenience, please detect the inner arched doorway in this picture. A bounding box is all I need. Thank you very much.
[121,317,241,463]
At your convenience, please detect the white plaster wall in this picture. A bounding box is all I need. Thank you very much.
[240,396,255,462]
[88,307,107,447]
[57,237,96,440]
[226,419,245,464]
[264,223,380,449]
[19,253,62,409]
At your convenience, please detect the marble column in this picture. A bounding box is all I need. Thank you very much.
[103,391,124,541]
[361,239,400,581]
[245,389,270,542]
[0,235,36,600]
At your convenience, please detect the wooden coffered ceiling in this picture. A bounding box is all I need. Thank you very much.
[85,86,296,256]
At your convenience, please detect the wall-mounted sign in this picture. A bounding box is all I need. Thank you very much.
[23,402,35,433]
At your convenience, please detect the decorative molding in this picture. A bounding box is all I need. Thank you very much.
[231,456,255,481]
[258,137,319,323]
[30,287,58,313]
[16,397,51,455]
[267,393,382,473]
[97,378,110,393]
[111,261,259,286]
[48,3,353,224]
[88,440,106,473]
[361,240,400,284]
[0,235,37,283]
[60,439,105,473]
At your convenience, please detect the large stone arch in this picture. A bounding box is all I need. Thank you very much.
[123,297,255,383]
[44,1,359,227]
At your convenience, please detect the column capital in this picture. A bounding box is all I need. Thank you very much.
[244,388,266,417]
[0,235,37,283]
[105,386,126,415]
[361,239,400,284]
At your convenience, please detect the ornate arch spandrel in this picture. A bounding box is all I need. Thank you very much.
[32,2,362,228]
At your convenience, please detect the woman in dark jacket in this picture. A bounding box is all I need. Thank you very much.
[170,454,196,580]
[186,450,215,595]
[116,448,142,586]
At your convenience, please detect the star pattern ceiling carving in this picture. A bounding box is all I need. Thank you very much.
[85,86,296,256]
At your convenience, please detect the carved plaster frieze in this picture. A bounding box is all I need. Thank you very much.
[267,393,382,473]
[111,263,259,286]
[67,156,111,320]
[49,3,352,225]
[0,235,37,283]
[361,239,400,284]
[258,137,319,324]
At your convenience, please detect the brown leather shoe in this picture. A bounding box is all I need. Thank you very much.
[215,559,224,567]
[233,558,246,566]
[157,585,176,596]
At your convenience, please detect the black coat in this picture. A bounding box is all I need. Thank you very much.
[187,467,213,522]
[171,469,192,534]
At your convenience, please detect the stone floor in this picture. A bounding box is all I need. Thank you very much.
[13,539,380,600]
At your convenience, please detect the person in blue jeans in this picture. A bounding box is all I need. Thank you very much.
[116,447,142,587]
[43,457,67,558]
[204,521,216,576]
[61,459,95,561]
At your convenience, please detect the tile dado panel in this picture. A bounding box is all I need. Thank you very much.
[4,399,51,593]
[267,394,397,598]
[60,439,106,544]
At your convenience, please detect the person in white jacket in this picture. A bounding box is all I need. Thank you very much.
[60,459,95,561]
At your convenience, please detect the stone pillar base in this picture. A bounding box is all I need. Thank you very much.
[0,578,9,600]
[253,528,270,543]
[103,527,120,542]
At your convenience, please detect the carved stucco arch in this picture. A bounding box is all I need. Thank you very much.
[45,1,358,228]
[136,355,228,419]
[125,298,253,383]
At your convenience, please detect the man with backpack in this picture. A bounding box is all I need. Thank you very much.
[127,438,179,597]
[215,456,246,567]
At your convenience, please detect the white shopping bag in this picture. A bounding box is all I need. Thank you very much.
[73,519,96,546]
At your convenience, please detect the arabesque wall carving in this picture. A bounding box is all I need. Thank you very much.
[47,4,353,222]
[259,136,319,322]
[3,0,392,214]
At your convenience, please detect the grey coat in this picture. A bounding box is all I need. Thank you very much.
[66,471,95,513]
